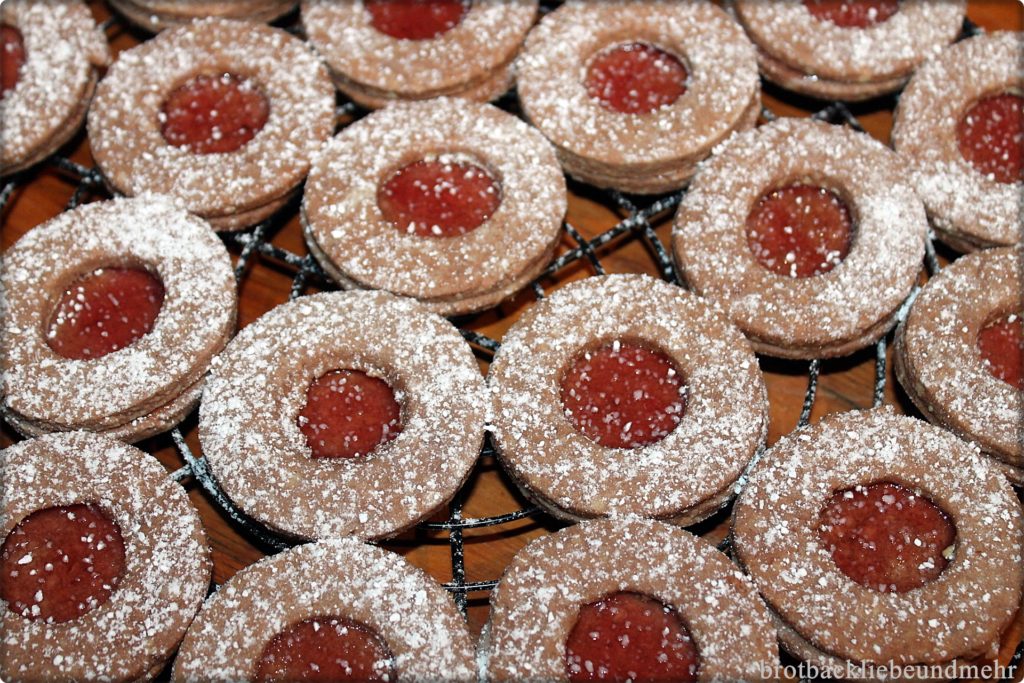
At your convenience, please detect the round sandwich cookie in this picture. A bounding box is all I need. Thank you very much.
[108,0,298,33]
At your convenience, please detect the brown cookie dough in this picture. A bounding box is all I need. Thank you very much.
[1,196,237,443]
[488,274,768,527]
[673,118,927,360]
[516,0,761,194]
[1,432,211,682]
[87,17,335,231]
[732,408,1024,678]
[302,97,567,317]
[0,0,109,176]
[108,0,297,33]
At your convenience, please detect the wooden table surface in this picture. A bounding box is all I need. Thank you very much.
[2,0,1022,678]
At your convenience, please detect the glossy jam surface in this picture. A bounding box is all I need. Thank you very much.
[957,93,1024,184]
[819,482,956,593]
[1,24,26,97]
[803,0,899,28]
[978,313,1024,390]
[565,592,699,683]
[585,42,688,115]
[746,184,853,278]
[298,370,403,459]
[0,504,126,623]
[378,158,501,238]
[364,0,468,40]
[161,73,270,155]
[561,342,686,449]
[254,616,395,682]
[46,266,165,361]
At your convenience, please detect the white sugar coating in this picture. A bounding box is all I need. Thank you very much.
[733,408,1024,667]
[87,17,335,219]
[0,0,109,173]
[734,0,965,83]
[482,517,778,681]
[892,31,1024,251]
[516,0,760,168]
[199,290,487,540]
[1,432,211,681]
[673,118,927,359]
[110,0,297,32]
[0,195,237,435]
[489,274,767,523]
[173,538,475,681]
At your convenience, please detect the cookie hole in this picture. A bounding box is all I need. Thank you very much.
[1,23,26,98]
[297,369,404,459]
[977,311,1024,390]
[377,154,502,238]
[45,265,165,361]
[818,481,956,593]
[803,0,900,28]
[956,92,1024,185]
[560,340,687,450]
[746,183,853,279]
[160,72,270,155]
[584,42,689,115]
[0,504,126,624]
[364,0,469,41]
[255,615,396,682]
[565,591,700,683]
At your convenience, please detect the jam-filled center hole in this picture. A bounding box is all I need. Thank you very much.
[560,341,687,450]
[957,93,1024,185]
[803,0,899,28]
[298,369,403,459]
[746,184,853,278]
[565,591,700,683]
[585,42,689,115]
[160,72,270,155]
[819,482,956,593]
[1,23,26,97]
[978,312,1024,391]
[255,615,396,682]
[364,0,469,41]
[378,156,502,238]
[0,504,126,623]
[46,266,165,361]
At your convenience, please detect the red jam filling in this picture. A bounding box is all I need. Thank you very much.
[46,266,165,361]
[560,342,686,450]
[565,592,699,683]
[298,370,403,459]
[254,616,395,682]
[364,0,469,41]
[819,482,956,593]
[803,0,899,28]
[378,158,501,238]
[978,313,1024,390]
[956,93,1024,184]
[160,73,270,155]
[746,184,853,278]
[0,504,126,623]
[1,24,26,97]
[585,43,688,115]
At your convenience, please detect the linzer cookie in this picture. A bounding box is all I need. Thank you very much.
[87,17,334,231]
[198,291,487,540]
[480,517,779,682]
[895,247,1024,484]
[673,118,927,359]
[0,0,109,176]
[733,0,966,101]
[515,0,760,194]
[173,538,475,681]
[302,98,567,317]
[301,0,537,109]
[488,274,768,526]
[108,0,297,33]
[732,409,1024,679]
[0,432,211,682]
[893,32,1023,252]
[0,196,236,442]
